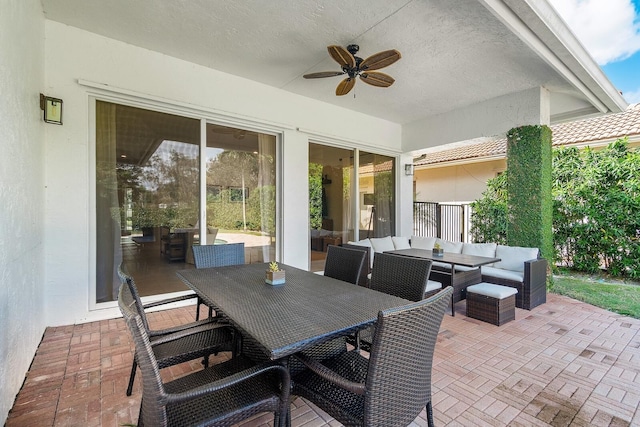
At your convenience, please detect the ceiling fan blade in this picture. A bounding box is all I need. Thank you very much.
[336,77,356,96]
[360,49,401,71]
[303,71,345,79]
[327,45,356,69]
[360,72,395,87]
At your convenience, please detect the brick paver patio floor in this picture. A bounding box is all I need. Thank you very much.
[6,293,640,426]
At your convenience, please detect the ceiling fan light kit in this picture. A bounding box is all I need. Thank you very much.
[303,44,401,96]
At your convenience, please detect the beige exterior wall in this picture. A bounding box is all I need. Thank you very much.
[413,159,505,203]
[412,136,640,205]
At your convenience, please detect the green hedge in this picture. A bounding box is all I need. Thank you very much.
[472,137,640,279]
[506,125,553,262]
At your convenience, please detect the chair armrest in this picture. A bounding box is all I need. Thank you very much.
[166,360,290,405]
[524,258,547,286]
[149,323,235,346]
[142,293,197,310]
[295,352,366,395]
[148,317,223,337]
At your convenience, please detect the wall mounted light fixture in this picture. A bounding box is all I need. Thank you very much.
[40,93,63,125]
[404,164,414,176]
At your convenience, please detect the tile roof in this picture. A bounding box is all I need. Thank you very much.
[415,103,640,166]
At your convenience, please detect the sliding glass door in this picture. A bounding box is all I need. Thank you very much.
[308,143,396,271]
[308,143,355,271]
[205,124,277,265]
[358,151,396,239]
[95,101,277,302]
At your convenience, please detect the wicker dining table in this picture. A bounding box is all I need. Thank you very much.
[176,262,410,361]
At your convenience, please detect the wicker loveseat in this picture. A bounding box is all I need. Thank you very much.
[479,244,547,310]
[411,236,547,310]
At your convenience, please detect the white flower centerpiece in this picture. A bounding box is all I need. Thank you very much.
[265,261,285,285]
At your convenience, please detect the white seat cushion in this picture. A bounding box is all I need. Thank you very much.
[467,282,518,299]
[411,235,436,250]
[436,239,463,254]
[494,245,538,273]
[314,270,324,275]
[481,266,524,282]
[431,261,451,271]
[462,243,497,266]
[348,239,374,268]
[455,265,480,272]
[370,236,396,253]
[392,236,411,250]
[425,280,442,292]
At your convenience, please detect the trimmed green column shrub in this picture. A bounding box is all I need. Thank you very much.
[506,125,553,262]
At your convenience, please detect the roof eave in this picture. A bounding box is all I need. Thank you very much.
[479,0,627,116]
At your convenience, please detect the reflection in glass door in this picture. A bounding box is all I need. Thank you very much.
[308,143,354,271]
[95,102,279,302]
[96,101,200,301]
[204,124,277,265]
[358,151,395,240]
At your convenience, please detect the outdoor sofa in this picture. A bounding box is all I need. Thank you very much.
[411,236,547,310]
[348,235,547,310]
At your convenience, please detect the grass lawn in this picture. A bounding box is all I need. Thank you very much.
[551,271,640,319]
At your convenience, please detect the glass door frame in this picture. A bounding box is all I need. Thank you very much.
[307,139,400,270]
[88,94,283,311]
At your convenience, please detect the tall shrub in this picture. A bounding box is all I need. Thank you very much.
[470,173,507,244]
[472,137,640,278]
[553,139,640,277]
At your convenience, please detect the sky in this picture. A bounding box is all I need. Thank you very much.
[548,0,640,105]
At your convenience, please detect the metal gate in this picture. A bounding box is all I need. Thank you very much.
[413,201,471,242]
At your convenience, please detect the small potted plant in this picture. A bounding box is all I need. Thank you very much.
[266,261,286,285]
[432,243,444,256]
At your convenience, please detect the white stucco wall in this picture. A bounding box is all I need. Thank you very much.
[0,1,46,423]
[43,21,403,326]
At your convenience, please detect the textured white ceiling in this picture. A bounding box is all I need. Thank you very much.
[41,0,616,124]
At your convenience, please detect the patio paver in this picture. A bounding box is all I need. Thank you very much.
[5,293,640,426]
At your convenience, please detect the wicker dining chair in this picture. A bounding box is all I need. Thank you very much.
[118,285,291,427]
[338,243,372,287]
[369,252,433,301]
[355,252,435,351]
[322,244,367,285]
[192,243,245,320]
[117,265,237,396]
[292,287,452,427]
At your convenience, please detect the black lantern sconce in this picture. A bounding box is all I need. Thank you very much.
[40,93,63,125]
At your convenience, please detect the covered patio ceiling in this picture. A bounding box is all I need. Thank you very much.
[42,0,626,127]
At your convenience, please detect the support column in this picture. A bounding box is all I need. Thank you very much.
[506,124,553,262]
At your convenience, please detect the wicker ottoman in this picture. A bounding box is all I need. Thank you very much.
[466,282,517,326]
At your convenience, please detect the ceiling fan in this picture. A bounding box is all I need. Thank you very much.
[303,44,401,96]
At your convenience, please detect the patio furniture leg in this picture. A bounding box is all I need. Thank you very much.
[426,400,435,427]
[451,293,455,316]
[126,358,137,396]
